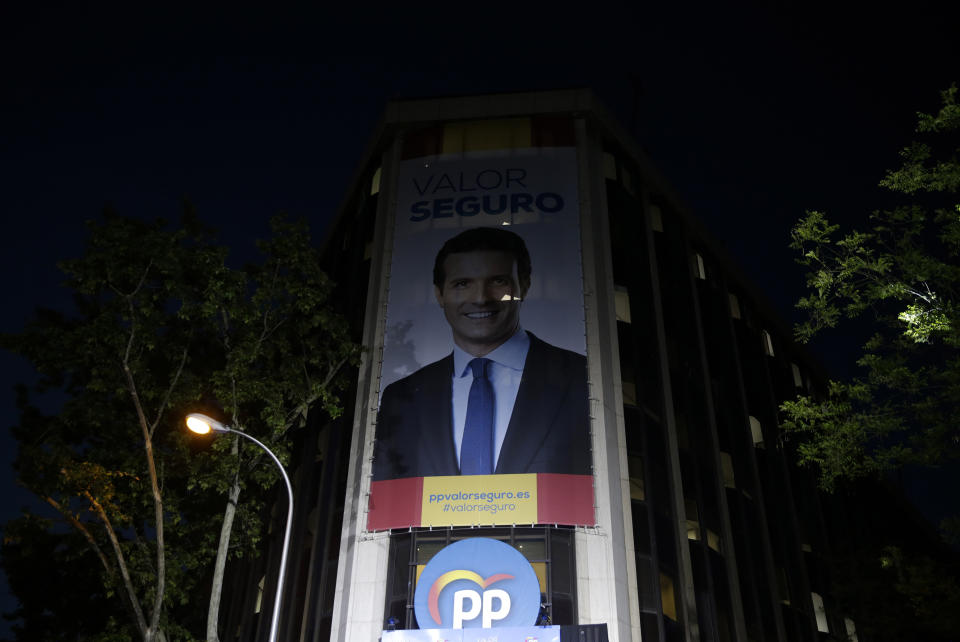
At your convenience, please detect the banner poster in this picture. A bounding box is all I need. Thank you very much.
[368,146,594,530]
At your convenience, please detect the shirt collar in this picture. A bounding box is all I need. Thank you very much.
[453,326,529,377]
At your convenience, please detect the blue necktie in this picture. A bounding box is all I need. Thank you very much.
[461,358,494,475]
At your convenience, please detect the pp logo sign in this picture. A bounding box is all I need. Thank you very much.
[414,538,540,629]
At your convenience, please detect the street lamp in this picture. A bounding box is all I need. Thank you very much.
[186,413,293,642]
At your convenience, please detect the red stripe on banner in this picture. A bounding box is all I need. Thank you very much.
[537,474,595,526]
[368,477,424,530]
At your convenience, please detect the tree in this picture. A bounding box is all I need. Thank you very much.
[780,86,960,640]
[189,215,358,641]
[781,85,960,491]
[1,209,358,641]
[2,512,134,640]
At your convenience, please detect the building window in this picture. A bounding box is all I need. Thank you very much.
[791,363,803,388]
[762,330,775,357]
[675,412,690,451]
[811,592,829,633]
[720,452,736,488]
[660,573,678,621]
[777,567,790,605]
[618,320,637,407]
[728,293,741,319]
[706,530,721,553]
[844,617,858,642]
[694,253,707,280]
[649,204,664,232]
[629,455,646,501]
[615,285,632,323]
[685,499,700,540]
[443,117,532,153]
[748,416,764,448]
[254,575,265,614]
[621,165,636,196]
[370,167,381,195]
[602,152,617,180]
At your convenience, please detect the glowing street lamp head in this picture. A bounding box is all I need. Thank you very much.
[186,413,227,435]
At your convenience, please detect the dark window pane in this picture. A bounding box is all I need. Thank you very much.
[552,593,574,625]
[635,556,657,610]
[632,502,652,555]
[640,612,660,642]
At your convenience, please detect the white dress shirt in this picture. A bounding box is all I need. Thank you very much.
[451,327,530,471]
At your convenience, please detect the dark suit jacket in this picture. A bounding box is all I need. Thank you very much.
[372,332,591,480]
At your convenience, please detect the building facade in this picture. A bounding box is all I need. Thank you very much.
[222,89,871,642]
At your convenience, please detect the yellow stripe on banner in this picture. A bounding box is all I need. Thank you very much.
[442,118,532,154]
[421,474,538,526]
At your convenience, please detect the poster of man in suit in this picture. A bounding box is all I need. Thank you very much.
[373,144,591,489]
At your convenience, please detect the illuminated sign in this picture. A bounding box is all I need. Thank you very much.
[414,538,541,630]
[367,473,594,530]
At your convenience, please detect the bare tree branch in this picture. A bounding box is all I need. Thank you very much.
[81,490,148,637]
[150,346,190,438]
[120,325,166,640]
[41,495,114,579]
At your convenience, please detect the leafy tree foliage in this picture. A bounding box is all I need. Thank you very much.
[2,512,133,640]
[823,536,960,642]
[1,209,358,641]
[781,86,960,491]
[781,87,960,640]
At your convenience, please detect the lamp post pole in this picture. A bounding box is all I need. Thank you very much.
[186,414,293,642]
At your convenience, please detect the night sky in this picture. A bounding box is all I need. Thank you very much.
[1,3,956,636]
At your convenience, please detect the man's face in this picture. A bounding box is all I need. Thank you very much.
[434,250,528,357]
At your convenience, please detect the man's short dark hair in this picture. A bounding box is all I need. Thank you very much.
[433,227,532,291]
